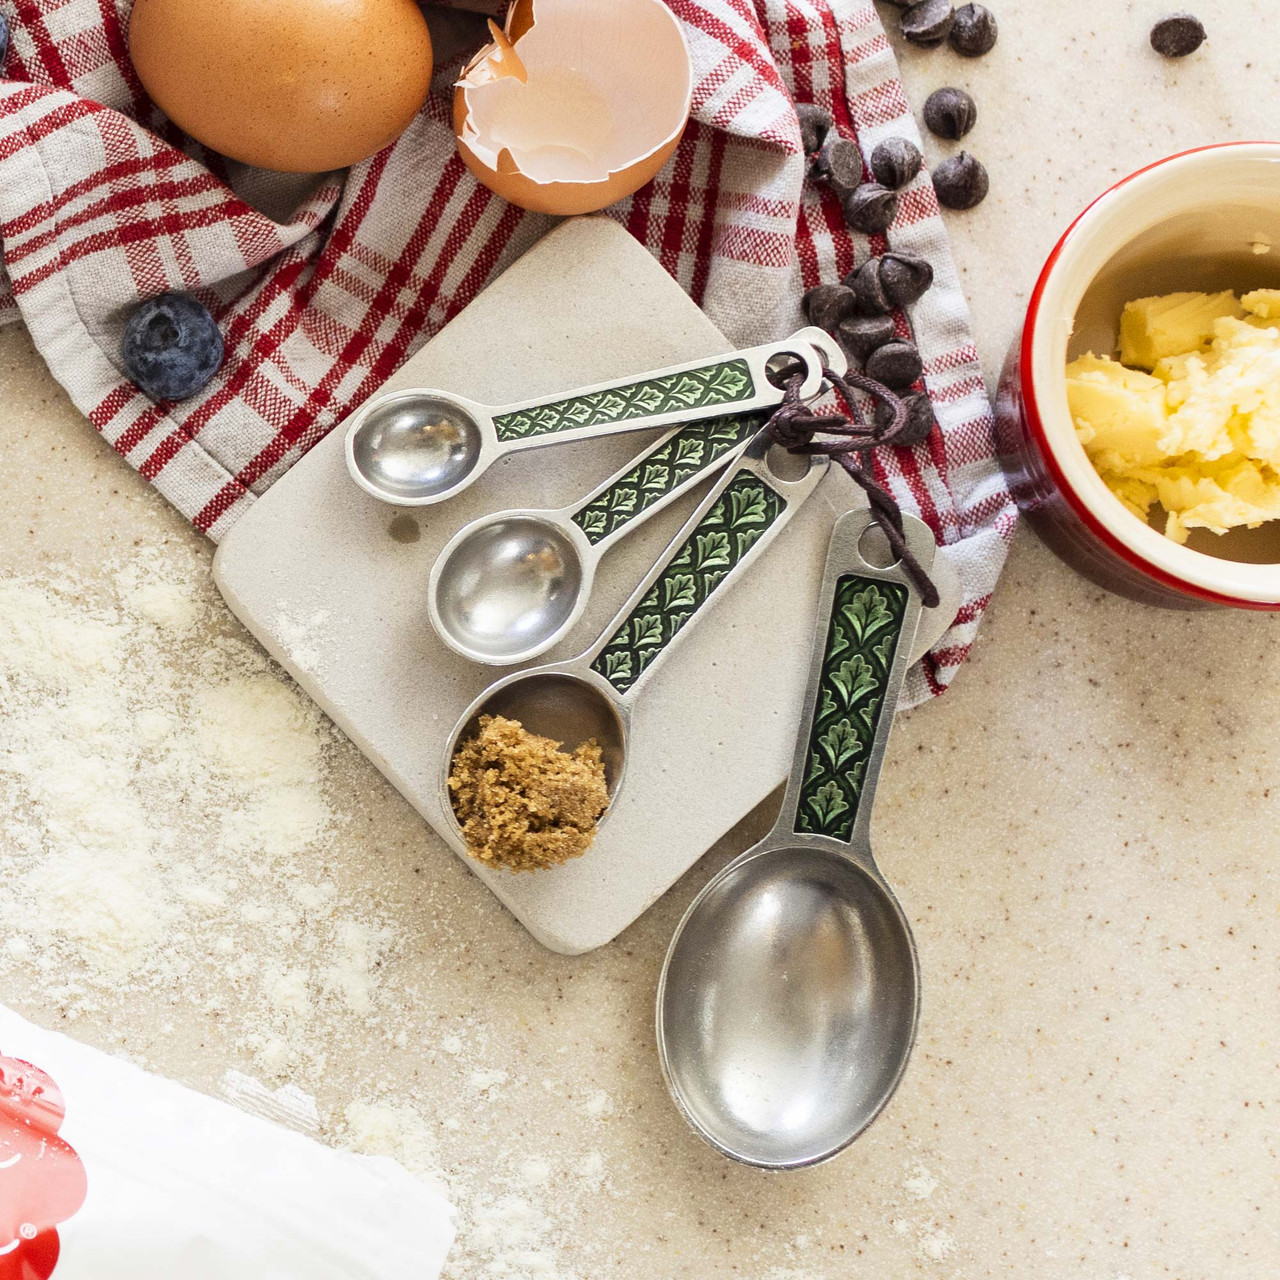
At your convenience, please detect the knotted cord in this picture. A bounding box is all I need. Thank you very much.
[766,367,940,609]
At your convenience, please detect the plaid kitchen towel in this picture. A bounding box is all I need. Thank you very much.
[0,0,1014,704]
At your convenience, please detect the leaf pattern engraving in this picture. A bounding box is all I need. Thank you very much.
[590,474,785,695]
[695,530,731,569]
[570,413,763,545]
[495,359,754,441]
[842,586,894,643]
[795,576,908,842]
[808,781,849,828]
[817,718,862,771]
[631,614,664,649]
[664,573,697,610]
[830,654,876,709]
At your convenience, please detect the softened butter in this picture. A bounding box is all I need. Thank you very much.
[1067,289,1280,543]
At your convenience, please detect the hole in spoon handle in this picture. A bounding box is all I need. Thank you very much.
[792,574,914,844]
[569,413,764,549]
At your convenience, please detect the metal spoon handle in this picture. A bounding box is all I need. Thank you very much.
[491,332,830,451]
[568,412,765,554]
[585,432,827,705]
[772,508,937,861]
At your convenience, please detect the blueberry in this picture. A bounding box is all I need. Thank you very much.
[121,293,223,401]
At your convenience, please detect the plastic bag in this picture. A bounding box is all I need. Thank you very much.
[0,1005,455,1279]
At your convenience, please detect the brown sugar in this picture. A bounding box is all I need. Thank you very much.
[447,714,610,873]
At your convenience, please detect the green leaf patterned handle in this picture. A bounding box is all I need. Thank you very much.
[494,357,757,442]
[775,508,935,857]
[582,433,828,703]
[570,412,764,549]
[794,575,909,842]
[591,473,786,695]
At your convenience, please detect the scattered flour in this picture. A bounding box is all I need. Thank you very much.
[0,558,392,1075]
[271,601,334,675]
[466,1195,572,1279]
[341,1100,450,1200]
[582,1089,613,1120]
[519,1156,552,1187]
[917,1224,957,1262]
[904,1163,939,1201]
[0,553,613,1278]
[469,1068,510,1094]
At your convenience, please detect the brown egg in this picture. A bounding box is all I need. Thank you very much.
[129,0,434,173]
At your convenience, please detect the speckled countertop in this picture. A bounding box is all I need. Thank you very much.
[2,3,1277,1276]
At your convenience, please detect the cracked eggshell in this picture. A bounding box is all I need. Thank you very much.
[453,0,693,216]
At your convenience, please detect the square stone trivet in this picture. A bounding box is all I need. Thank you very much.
[214,217,958,953]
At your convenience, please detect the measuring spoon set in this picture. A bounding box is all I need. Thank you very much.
[346,328,937,1169]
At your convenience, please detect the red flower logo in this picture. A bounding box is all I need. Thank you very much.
[0,1056,87,1280]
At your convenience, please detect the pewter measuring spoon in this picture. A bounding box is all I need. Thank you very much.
[429,410,768,664]
[656,506,934,1169]
[345,329,839,507]
[439,431,830,838]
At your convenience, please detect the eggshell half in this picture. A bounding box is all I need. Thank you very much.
[454,0,693,216]
[129,0,434,173]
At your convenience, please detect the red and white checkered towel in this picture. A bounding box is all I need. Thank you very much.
[0,0,1014,703]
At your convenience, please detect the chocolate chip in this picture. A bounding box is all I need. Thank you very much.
[949,3,998,56]
[850,258,892,316]
[843,183,899,233]
[870,137,923,190]
[924,87,977,141]
[875,391,936,445]
[815,133,864,195]
[865,340,924,389]
[803,283,858,332]
[849,253,934,316]
[1150,11,1205,58]
[880,253,935,306]
[836,314,897,362]
[932,151,989,209]
[796,102,833,155]
[901,0,954,46]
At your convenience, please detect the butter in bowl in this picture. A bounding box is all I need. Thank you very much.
[1066,287,1280,545]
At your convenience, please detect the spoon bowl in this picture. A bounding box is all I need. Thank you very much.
[450,670,629,801]
[657,845,918,1168]
[432,514,587,662]
[348,393,483,502]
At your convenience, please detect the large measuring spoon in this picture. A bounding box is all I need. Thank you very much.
[439,431,830,837]
[428,410,768,665]
[656,506,934,1169]
[346,328,840,507]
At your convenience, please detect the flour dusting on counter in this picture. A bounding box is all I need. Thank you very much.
[0,548,629,1280]
[0,554,393,1068]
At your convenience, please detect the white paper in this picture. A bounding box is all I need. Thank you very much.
[0,1005,455,1279]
